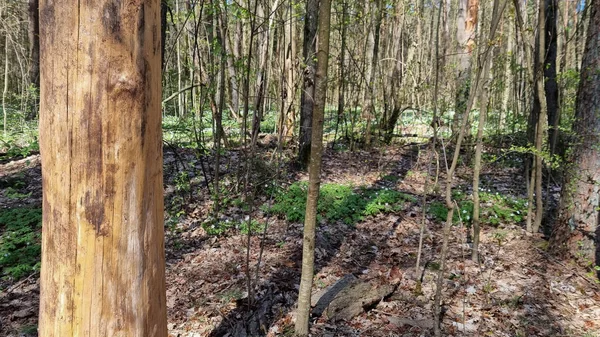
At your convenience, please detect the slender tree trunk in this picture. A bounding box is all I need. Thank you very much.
[26,0,40,120]
[500,17,513,129]
[544,0,559,151]
[551,0,600,275]
[416,0,443,291]
[451,0,478,139]
[362,0,383,146]
[278,2,297,144]
[295,0,332,333]
[332,0,347,148]
[161,0,168,70]
[472,0,506,262]
[512,0,547,234]
[38,0,167,335]
[3,36,8,137]
[434,1,498,334]
[385,2,406,142]
[175,0,184,117]
[298,0,319,167]
[225,15,242,120]
[251,0,278,147]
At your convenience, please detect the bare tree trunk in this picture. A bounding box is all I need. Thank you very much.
[416,0,443,291]
[26,0,40,120]
[278,1,297,145]
[500,17,513,129]
[511,0,546,234]
[551,0,600,276]
[38,0,167,335]
[3,36,8,136]
[544,0,559,155]
[226,16,242,120]
[332,0,347,148]
[472,0,506,262]
[362,0,383,146]
[175,0,184,117]
[434,1,499,334]
[251,0,278,147]
[295,0,332,333]
[451,0,478,140]
[298,0,319,167]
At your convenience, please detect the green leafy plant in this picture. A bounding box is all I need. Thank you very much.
[175,171,191,193]
[202,219,234,236]
[428,201,473,224]
[267,182,415,225]
[492,229,508,246]
[239,219,265,235]
[427,191,528,226]
[0,138,39,160]
[0,208,43,280]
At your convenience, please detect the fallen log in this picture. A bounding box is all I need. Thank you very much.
[310,274,396,321]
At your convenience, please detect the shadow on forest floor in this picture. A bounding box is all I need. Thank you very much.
[205,146,421,336]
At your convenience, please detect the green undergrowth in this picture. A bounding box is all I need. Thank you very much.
[266,182,416,225]
[428,190,527,226]
[0,207,42,281]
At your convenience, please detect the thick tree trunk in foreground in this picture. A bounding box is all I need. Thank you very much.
[295,0,332,333]
[38,0,167,336]
[552,0,600,275]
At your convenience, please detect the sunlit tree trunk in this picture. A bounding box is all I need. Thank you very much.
[278,1,297,144]
[295,0,332,333]
[451,0,478,139]
[38,0,167,335]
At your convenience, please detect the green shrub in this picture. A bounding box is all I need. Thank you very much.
[427,191,528,226]
[268,182,416,225]
[0,208,42,280]
[0,138,39,160]
[428,201,473,223]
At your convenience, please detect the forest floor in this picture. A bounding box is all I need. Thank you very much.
[1,141,600,337]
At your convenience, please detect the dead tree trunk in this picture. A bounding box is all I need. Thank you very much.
[38,1,167,335]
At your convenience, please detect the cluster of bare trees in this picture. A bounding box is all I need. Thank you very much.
[12,0,598,335]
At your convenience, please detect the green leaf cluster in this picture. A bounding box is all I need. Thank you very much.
[268,182,416,225]
[427,191,528,226]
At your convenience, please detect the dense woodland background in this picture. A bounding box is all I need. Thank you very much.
[1,0,600,336]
